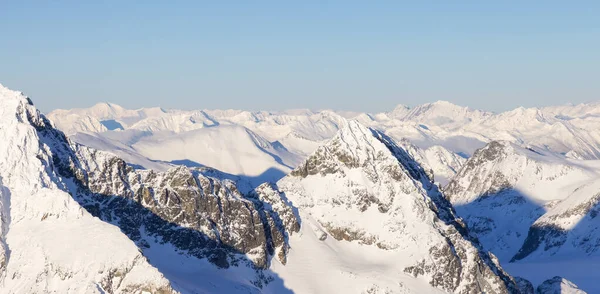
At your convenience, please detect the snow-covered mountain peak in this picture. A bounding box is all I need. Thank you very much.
[278,120,522,293]
[0,86,177,293]
[287,118,427,217]
[388,104,410,118]
[535,276,586,294]
[0,85,312,292]
[401,99,493,127]
[47,101,171,135]
[0,83,29,101]
[489,106,550,125]
[92,101,124,110]
[445,140,589,205]
[280,108,315,116]
[456,140,535,164]
[430,100,461,107]
[396,140,467,185]
[316,109,346,121]
[335,119,380,146]
[289,119,429,186]
[0,85,54,140]
[444,139,600,283]
[82,101,129,119]
[422,100,471,110]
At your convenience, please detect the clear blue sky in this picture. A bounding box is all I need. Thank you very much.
[1,1,599,113]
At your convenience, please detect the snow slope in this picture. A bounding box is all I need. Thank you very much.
[445,140,600,292]
[47,102,167,131]
[397,139,466,186]
[48,99,600,187]
[71,131,173,171]
[132,125,302,185]
[0,84,175,293]
[534,276,586,294]
[269,215,448,294]
[269,120,521,294]
[1,84,312,293]
[14,81,600,293]
[42,91,600,293]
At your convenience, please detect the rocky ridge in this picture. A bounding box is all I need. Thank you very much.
[278,120,522,293]
[4,82,593,293]
[0,85,176,293]
[0,84,301,292]
[444,139,598,292]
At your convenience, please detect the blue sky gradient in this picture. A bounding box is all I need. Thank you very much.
[1,1,599,113]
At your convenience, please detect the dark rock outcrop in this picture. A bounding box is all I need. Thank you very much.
[23,102,299,274]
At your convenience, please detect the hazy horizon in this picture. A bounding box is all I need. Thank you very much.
[42,96,600,116]
[2,2,599,114]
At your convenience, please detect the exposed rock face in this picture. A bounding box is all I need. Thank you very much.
[444,140,600,292]
[402,225,518,294]
[444,141,587,205]
[445,141,578,204]
[511,224,567,262]
[248,183,301,264]
[514,277,534,294]
[512,181,600,262]
[12,82,598,293]
[60,138,299,270]
[443,141,595,261]
[278,120,521,294]
[535,276,586,294]
[0,86,176,293]
[2,84,300,293]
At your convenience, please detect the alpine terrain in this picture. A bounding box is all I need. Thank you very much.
[1,83,597,293]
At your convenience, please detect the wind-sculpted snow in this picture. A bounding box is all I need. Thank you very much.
[277,120,521,293]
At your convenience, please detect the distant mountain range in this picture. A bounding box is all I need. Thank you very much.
[0,82,597,293]
[49,98,600,160]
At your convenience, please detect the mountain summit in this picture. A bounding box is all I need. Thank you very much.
[0,84,175,293]
[2,83,594,292]
[272,120,522,293]
[0,84,301,293]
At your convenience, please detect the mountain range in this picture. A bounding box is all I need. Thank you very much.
[0,83,598,293]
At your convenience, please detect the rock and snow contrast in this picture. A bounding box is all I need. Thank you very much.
[0,85,304,293]
[2,82,599,293]
[0,86,174,293]
[534,277,586,294]
[47,97,600,189]
[445,141,600,292]
[270,120,520,294]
